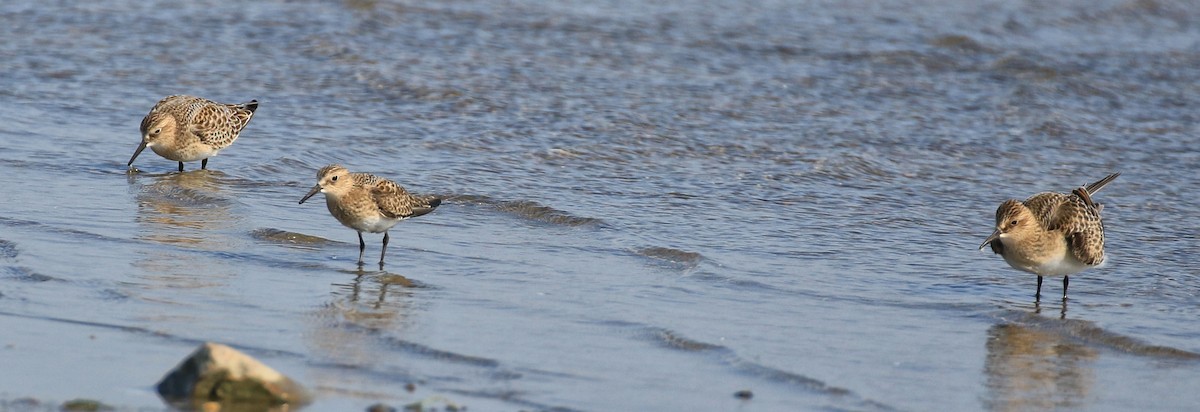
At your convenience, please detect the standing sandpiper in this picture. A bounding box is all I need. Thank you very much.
[128,95,259,172]
[980,172,1120,301]
[299,165,441,265]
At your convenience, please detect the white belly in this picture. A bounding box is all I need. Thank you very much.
[1004,252,1091,277]
[349,215,401,233]
[150,144,219,162]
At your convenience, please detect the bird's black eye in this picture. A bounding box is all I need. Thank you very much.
[153,128,161,135]
[1009,219,1018,226]
[331,176,338,182]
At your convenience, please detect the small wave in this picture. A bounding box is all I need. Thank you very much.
[806,151,904,184]
[139,183,230,207]
[650,328,723,352]
[450,194,605,227]
[1029,119,1076,137]
[377,335,500,368]
[0,217,140,247]
[250,228,343,247]
[822,49,962,71]
[990,54,1059,79]
[354,69,483,105]
[930,34,990,53]
[0,239,16,260]
[5,266,60,282]
[687,272,780,293]
[445,388,585,412]
[1059,0,1191,27]
[0,310,309,361]
[639,326,896,410]
[997,310,1200,360]
[0,216,41,229]
[96,288,131,301]
[685,39,809,58]
[636,247,703,270]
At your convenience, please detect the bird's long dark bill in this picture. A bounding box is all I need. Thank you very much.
[979,229,1001,250]
[299,185,322,204]
[127,141,148,166]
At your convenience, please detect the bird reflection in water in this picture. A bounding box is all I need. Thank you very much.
[306,268,423,393]
[983,321,1097,411]
[130,170,235,248]
[128,170,240,293]
[310,268,420,341]
[1034,299,1068,319]
[331,266,420,324]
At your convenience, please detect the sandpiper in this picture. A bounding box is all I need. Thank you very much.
[128,95,259,172]
[980,172,1120,300]
[299,164,441,265]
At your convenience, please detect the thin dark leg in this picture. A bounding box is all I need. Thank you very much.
[1062,276,1069,300]
[201,158,208,169]
[177,161,184,172]
[380,231,389,264]
[1035,276,1044,301]
[357,231,366,263]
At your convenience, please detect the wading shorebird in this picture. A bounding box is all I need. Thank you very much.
[128,95,258,172]
[299,164,441,265]
[980,172,1120,301]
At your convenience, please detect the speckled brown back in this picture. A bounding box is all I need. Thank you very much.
[144,95,257,149]
[355,173,441,219]
[1018,173,1118,266]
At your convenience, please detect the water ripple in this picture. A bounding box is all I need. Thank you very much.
[639,326,897,411]
[635,246,704,270]
[449,194,605,228]
[0,239,17,260]
[994,310,1200,361]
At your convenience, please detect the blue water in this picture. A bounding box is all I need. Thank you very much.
[1,0,1199,411]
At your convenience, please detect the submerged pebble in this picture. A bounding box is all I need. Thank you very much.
[60,399,114,411]
[367,403,397,412]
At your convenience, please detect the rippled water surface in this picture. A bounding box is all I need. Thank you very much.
[1,0,1199,410]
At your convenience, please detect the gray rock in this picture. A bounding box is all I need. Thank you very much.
[156,342,311,409]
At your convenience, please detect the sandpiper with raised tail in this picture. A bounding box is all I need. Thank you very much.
[980,172,1120,300]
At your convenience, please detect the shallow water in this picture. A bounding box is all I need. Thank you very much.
[1,0,1199,410]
